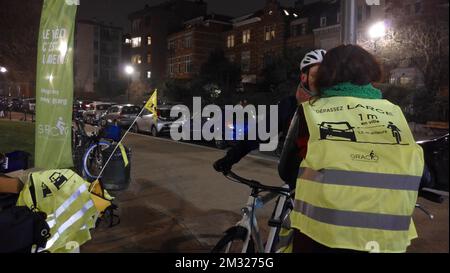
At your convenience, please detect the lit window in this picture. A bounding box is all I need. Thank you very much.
[125,38,131,44]
[131,55,141,64]
[227,35,235,48]
[147,71,152,79]
[264,26,276,41]
[320,16,327,27]
[400,76,412,85]
[390,76,397,84]
[131,37,141,48]
[242,30,251,44]
[147,36,152,45]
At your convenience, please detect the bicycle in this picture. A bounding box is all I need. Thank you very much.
[72,118,116,181]
[211,170,293,253]
[211,169,446,253]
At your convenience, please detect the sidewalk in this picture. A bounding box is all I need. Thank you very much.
[0,111,35,122]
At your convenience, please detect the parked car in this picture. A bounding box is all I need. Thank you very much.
[101,104,141,128]
[8,97,22,111]
[417,133,449,192]
[134,104,183,137]
[82,102,114,125]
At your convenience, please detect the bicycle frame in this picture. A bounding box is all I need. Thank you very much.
[231,184,291,253]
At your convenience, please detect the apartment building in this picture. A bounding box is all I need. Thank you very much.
[74,20,123,97]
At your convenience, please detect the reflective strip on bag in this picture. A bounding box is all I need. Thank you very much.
[55,184,88,217]
[294,200,412,231]
[44,200,95,250]
[276,230,294,253]
[57,200,94,235]
[299,167,421,191]
[119,144,129,167]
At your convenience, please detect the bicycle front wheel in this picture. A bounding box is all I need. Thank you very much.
[211,226,254,253]
[82,141,112,179]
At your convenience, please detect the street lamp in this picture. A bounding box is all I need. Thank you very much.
[124,65,134,102]
[368,21,386,53]
[0,66,7,73]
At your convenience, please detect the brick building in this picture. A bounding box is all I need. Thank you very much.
[74,20,123,97]
[222,0,306,85]
[167,14,232,80]
[128,0,207,98]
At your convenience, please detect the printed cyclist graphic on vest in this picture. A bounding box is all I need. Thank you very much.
[319,121,357,142]
[387,121,402,144]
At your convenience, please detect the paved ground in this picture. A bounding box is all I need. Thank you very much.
[82,133,449,253]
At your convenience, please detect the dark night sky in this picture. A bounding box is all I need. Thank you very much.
[78,0,298,31]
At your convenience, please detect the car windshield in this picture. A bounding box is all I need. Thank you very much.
[122,106,140,114]
[96,104,110,110]
[159,108,172,118]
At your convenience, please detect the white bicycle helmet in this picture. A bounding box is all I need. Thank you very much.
[300,49,327,72]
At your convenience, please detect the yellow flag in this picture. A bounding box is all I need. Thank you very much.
[145,89,157,115]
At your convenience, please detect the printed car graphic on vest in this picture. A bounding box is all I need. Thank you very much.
[319,121,357,142]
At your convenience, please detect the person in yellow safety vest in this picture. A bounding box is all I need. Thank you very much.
[17,169,99,253]
[281,44,425,253]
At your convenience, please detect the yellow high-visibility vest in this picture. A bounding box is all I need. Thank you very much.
[17,169,98,253]
[290,97,424,253]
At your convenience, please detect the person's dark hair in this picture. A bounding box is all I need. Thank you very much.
[316,44,382,92]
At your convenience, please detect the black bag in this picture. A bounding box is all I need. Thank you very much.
[0,206,50,253]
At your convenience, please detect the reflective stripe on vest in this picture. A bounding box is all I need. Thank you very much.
[299,167,421,191]
[294,199,411,231]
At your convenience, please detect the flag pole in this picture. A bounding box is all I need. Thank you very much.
[90,90,156,192]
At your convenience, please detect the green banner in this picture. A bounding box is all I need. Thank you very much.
[35,0,77,169]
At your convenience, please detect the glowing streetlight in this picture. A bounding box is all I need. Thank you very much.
[124,65,134,102]
[368,21,386,40]
[368,21,386,54]
[124,65,134,75]
[0,66,7,73]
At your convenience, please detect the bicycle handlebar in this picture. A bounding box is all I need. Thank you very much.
[224,170,290,195]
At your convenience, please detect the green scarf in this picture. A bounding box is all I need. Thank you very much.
[321,82,382,99]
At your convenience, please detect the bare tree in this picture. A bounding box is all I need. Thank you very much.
[360,0,449,97]
[0,0,43,83]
